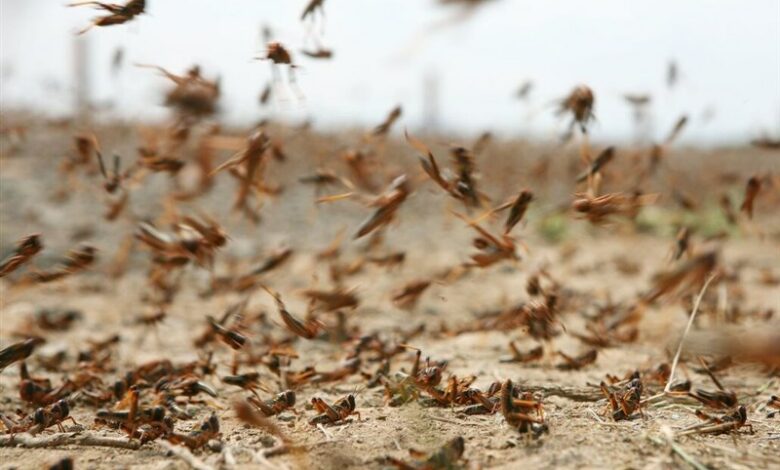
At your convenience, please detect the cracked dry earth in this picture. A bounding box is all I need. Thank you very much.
[1,122,779,469]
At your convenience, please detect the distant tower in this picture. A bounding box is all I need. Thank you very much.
[73,34,91,121]
[422,70,440,133]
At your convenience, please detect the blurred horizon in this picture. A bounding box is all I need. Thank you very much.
[1,0,779,145]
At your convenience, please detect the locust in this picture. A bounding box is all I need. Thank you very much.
[406,132,484,208]
[500,343,543,364]
[303,287,360,312]
[644,251,718,303]
[166,413,221,450]
[386,436,466,470]
[0,338,44,371]
[264,287,322,339]
[140,64,220,118]
[500,380,547,436]
[678,406,752,436]
[556,349,598,370]
[70,0,146,35]
[576,147,614,184]
[1,399,77,435]
[671,227,692,261]
[372,105,403,136]
[451,211,518,268]
[210,130,270,221]
[0,234,43,278]
[572,191,657,225]
[392,279,432,310]
[740,175,761,219]
[600,372,643,421]
[23,244,97,284]
[498,189,534,235]
[247,390,296,417]
[309,394,360,425]
[354,175,411,239]
[221,372,266,399]
[558,85,595,133]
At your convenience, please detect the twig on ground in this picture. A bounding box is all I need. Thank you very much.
[648,431,709,470]
[221,445,236,466]
[159,440,215,470]
[519,384,602,402]
[316,423,334,440]
[587,408,604,423]
[0,432,141,450]
[429,416,480,427]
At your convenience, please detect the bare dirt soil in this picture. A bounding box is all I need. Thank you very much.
[1,119,779,469]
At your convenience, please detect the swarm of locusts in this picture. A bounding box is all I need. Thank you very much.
[1,2,779,469]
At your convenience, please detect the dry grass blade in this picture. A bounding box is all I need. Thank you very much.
[664,273,718,394]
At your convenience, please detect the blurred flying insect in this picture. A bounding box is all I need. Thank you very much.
[136,215,227,268]
[664,115,688,145]
[406,131,484,208]
[515,80,533,100]
[451,211,519,268]
[576,147,614,184]
[258,81,273,106]
[264,287,322,339]
[0,234,43,278]
[740,175,761,219]
[301,0,326,22]
[304,287,359,312]
[0,338,44,371]
[372,105,403,136]
[392,279,432,310]
[670,227,692,261]
[258,42,303,100]
[645,251,718,303]
[206,315,248,351]
[558,85,595,133]
[69,0,146,35]
[301,47,334,60]
[354,175,411,239]
[96,152,123,194]
[211,130,270,222]
[666,60,679,89]
[500,343,543,364]
[493,189,534,235]
[556,349,598,370]
[572,191,657,225]
[25,244,97,284]
[750,135,780,149]
[222,372,267,399]
[95,152,130,220]
[138,64,220,118]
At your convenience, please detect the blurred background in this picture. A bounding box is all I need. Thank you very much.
[1,0,778,144]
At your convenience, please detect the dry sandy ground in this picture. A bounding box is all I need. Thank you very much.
[0,120,779,469]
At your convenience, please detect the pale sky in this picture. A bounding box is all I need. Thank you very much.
[1,0,779,144]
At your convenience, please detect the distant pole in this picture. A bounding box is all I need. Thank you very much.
[73,34,90,121]
[422,70,440,134]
